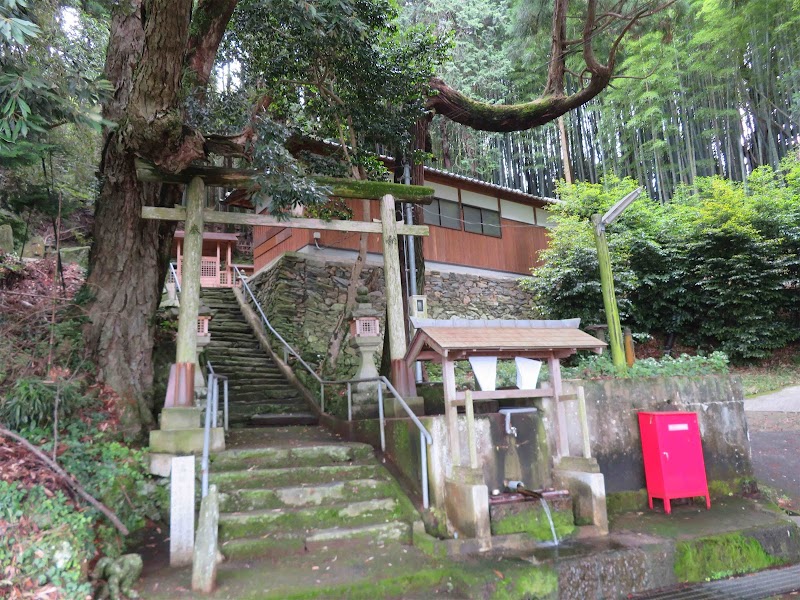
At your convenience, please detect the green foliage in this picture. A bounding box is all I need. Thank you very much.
[524,160,800,361]
[0,482,95,599]
[218,0,448,205]
[0,1,111,150]
[0,377,84,429]
[303,197,354,221]
[563,352,730,380]
[54,439,166,553]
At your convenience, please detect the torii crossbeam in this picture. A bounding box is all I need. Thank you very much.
[138,161,432,407]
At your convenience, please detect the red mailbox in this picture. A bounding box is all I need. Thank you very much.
[638,411,711,514]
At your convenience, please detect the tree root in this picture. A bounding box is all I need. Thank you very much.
[0,425,129,535]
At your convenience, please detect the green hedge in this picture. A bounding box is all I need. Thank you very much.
[522,157,800,361]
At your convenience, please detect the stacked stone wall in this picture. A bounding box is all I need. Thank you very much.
[248,254,537,389]
[248,254,386,382]
[425,271,535,320]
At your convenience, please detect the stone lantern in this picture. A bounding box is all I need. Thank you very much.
[195,303,213,395]
[349,287,382,416]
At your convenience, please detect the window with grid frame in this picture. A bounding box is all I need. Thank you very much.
[462,205,501,237]
[423,197,461,230]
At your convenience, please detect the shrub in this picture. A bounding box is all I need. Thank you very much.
[523,159,800,362]
[0,377,85,430]
[563,351,730,379]
[0,482,95,599]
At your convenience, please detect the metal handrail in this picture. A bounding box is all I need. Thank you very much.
[168,262,181,296]
[201,361,229,498]
[232,265,433,508]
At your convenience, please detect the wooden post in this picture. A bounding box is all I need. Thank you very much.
[577,386,592,459]
[380,194,415,396]
[442,357,461,469]
[173,177,205,407]
[465,390,478,469]
[548,355,569,458]
[591,214,626,373]
[624,326,636,367]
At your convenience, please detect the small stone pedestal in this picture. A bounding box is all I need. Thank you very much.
[554,456,608,534]
[149,405,225,476]
[444,466,491,549]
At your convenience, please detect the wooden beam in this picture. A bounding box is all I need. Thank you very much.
[141,206,429,237]
[134,159,434,203]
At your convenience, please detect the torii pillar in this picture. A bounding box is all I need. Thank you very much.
[150,177,224,473]
[380,194,421,413]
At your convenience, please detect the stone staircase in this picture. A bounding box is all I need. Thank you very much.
[201,287,317,428]
[208,428,419,561]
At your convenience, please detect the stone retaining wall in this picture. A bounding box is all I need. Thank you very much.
[424,271,535,320]
[248,253,538,390]
[247,253,386,386]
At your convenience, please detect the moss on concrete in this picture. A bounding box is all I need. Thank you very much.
[446,561,558,600]
[606,489,649,517]
[490,503,575,542]
[674,532,783,582]
[487,564,559,600]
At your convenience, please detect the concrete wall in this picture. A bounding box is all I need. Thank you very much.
[369,375,751,507]
[374,412,552,511]
[562,375,752,493]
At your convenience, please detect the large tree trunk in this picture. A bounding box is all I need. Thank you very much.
[85,148,178,433]
[85,0,235,436]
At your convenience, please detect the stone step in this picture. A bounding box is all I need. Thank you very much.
[227,400,305,412]
[223,384,299,395]
[204,340,261,349]
[228,406,310,420]
[219,521,411,560]
[211,443,374,472]
[207,324,253,333]
[203,358,281,369]
[219,497,400,542]
[250,413,319,426]
[209,463,384,492]
[218,478,394,512]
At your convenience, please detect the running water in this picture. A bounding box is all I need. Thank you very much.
[539,497,559,546]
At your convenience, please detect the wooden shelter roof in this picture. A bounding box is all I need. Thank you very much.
[405,320,606,365]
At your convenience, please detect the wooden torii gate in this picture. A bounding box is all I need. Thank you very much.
[136,160,432,407]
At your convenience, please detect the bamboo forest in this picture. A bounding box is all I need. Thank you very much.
[405,0,799,201]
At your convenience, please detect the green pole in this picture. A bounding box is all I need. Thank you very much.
[591,214,626,373]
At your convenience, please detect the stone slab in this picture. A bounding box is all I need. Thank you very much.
[150,427,225,455]
[149,453,175,477]
[170,456,195,567]
[192,485,220,593]
[444,471,491,545]
[160,407,202,430]
[554,468,609,534]
[385,395,425,419]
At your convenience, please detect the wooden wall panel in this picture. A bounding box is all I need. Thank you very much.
[253,199,550,275]
[423,218,548,274]
[254,229,312,271]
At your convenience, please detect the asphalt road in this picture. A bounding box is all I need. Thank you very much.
[745,386,800,511]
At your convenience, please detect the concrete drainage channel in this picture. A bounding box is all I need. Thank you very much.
[632,563,800,599]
